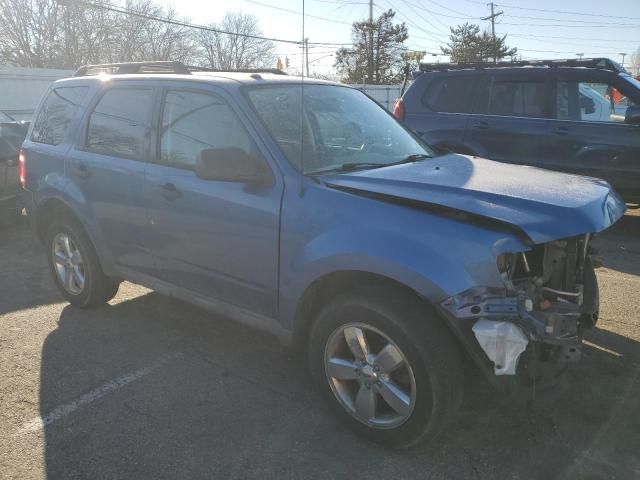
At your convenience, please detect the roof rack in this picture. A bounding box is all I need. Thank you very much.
[418,58,627,74]
[73,61,287,77]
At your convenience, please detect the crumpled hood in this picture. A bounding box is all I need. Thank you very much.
[323,154,625,244]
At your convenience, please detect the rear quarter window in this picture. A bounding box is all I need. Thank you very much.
[421,76,476,113]
[86,87,153,161]
[31,86,88,145]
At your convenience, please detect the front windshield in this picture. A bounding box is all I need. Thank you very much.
[246,84,433,174]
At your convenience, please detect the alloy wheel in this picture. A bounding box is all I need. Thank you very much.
[52,233,86,295]
[324,322,417,429]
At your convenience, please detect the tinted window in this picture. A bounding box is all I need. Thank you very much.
[556,80,636,123]
[159,90,252,170]
[477,80,547,118]
[86,88,153,160]
[31,86,88,145]
[422,76,475,113]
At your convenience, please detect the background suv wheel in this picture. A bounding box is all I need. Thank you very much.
[46,217,120,308]
[309,287,464,448]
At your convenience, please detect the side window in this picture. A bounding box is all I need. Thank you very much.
[485,80,548,118]
[86,88,153,160]
[31,86,88,145]
[422,76,476,113]
[159,90,253,170]
[556,81,636,123]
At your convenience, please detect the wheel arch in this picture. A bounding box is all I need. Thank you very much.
[34,196,113,274]
[291,270,446,350]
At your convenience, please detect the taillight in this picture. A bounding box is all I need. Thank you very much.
[19,149,26,188]
[392,98,405,121]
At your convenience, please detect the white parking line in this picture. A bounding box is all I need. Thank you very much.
[18,352,180,436]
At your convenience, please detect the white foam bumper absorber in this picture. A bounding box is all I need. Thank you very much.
[472,319,529,375]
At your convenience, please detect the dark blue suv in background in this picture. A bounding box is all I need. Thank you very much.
[21,61,625,448]
[394,58,640,204]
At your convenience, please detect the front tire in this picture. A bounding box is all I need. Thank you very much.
[46,217,119,308]
[308,288,464,448]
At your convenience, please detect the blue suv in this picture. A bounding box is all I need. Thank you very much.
[22,61,625,448]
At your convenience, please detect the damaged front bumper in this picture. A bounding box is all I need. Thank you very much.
[439,235,598,392]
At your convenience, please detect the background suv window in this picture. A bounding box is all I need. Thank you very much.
[484,80,547,118]
[86,88,153,160]
[556,81,636,123]
[159,90,252,170]
[31,86,88,145]
[422,76,475,113]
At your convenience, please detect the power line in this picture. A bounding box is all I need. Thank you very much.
[499,21,640,28]
[241,0,352,25]
[78,0,303,44]
[503,32,637,44]
[495,3,640,21]
[502,13,640,26]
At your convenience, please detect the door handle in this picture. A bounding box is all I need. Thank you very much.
[71,162,91,179]
[554,126,570,135]
[159,182,182,201]
[473,121,490,130]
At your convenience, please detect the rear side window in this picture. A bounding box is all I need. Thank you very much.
[477,79,548,118]
[86,88,153,160]
[31,86,88,145]
[422,76,476,113]
[159,90,252,171]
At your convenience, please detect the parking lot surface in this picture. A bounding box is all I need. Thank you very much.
[1,214,639,480]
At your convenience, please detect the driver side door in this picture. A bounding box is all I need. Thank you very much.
[143,86,283,318]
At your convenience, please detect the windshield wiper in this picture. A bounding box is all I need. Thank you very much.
[308,154,432,175]
[387,153,432,166]
[309,162,385,174]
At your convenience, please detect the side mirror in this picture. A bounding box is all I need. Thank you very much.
[580,96,595,115]
[624,105,640,125]
[195,148,271,184]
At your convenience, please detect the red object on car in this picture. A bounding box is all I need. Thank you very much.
[19,149,26,188]
[392,98,405,121]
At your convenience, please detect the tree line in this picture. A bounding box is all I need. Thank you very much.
[335,10,518,84]
[0,0,276,69]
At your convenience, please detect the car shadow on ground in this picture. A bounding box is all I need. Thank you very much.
[38,292,640,479]
[0,218,63,315]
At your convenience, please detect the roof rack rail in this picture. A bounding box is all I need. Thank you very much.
[74,61,190,76]
[418,58,627,74]
[73,61,288,77]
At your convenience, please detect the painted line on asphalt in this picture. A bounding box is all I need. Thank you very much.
[18,352,180,436]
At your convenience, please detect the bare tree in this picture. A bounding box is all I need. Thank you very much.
[0,0,198,68]
[197,12,275,70]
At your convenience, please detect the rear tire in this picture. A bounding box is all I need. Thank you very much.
[308,287,464,448]
[46,217,120,308]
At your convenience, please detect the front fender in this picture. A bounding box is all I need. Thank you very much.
[278,183,529,330]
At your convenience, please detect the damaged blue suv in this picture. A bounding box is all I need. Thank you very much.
[21,62,625,448]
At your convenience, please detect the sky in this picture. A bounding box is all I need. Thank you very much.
[160,0,640,76]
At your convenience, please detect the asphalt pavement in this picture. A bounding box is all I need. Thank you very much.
[1,213,639,480]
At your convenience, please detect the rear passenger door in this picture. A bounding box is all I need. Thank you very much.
[463,71,555,166]
[67,84,157,274]
[143,86,283,318]
[403,74,475,153]
[548,71,640,199]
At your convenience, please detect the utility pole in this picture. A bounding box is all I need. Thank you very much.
[619,52,627,67]
[481,2,503,63]
[366,0,374,84]
[305,38,310,77]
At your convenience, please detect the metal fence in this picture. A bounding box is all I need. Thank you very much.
[355,85,403,111]
[0,67,73,121]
